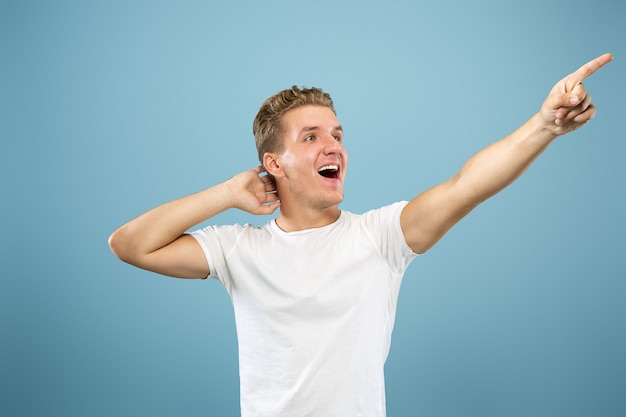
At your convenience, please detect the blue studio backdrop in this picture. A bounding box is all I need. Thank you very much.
[2,1,625,416]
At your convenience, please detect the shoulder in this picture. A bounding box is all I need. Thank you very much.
[339,201,410,242]
[355,201,409,224]
[345,201,417,267]
[190,221,272,245]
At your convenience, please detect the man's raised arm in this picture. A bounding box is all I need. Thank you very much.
[108,166,280,278]
[401,53,613,254]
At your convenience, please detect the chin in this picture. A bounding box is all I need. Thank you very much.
[323,194,344,208]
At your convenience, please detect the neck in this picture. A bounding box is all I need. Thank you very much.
[274,204,341,232]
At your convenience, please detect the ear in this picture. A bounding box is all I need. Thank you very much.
[263,152,283,178]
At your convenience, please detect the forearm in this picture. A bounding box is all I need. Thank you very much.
[402,54,611,255]
[108,181,233,262]
[452,113,558,206]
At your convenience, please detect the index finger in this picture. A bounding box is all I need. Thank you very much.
[565,53,613,90]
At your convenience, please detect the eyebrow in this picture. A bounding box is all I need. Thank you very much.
[300,125,343,134]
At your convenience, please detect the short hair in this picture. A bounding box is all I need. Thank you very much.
[253,86,335,163]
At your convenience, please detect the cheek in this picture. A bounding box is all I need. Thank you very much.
[279,148,316,170]
[278,150,296,171]
[277,150,307,179]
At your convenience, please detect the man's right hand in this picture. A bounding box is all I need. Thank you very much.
[225,166,281,216]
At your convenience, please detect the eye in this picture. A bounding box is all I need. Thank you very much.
[333,135,342,142]
[304,135,315,142]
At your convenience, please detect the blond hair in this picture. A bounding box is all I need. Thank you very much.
[253,86,335,163]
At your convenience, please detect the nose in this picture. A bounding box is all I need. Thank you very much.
[322,134,344,154]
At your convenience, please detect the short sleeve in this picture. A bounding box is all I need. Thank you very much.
[189,224,249,292]
[359,201,418,275]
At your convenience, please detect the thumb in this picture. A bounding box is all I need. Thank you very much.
[260,201,281,215]
[544,90,581,112]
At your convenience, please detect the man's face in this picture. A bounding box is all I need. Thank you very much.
[270,105,348,210]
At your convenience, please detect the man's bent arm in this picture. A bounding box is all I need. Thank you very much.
[401,53,613,254]
[108,166,280,278]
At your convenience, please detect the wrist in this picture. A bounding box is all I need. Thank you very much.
[217,179,239,209]
[531,112,560,143]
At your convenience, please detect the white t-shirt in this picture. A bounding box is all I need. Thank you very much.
[191,201,417,417]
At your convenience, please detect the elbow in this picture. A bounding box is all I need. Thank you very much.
[108,227,133,263]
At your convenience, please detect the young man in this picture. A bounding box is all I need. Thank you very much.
[109,53,613,417]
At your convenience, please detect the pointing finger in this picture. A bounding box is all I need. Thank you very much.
[564,53,613,91]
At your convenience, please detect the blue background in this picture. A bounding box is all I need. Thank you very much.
[2,1,624,416]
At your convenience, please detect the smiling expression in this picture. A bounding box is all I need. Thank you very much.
[266,105,349,212]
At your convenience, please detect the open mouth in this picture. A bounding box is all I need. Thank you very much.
[318,164,340,179]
